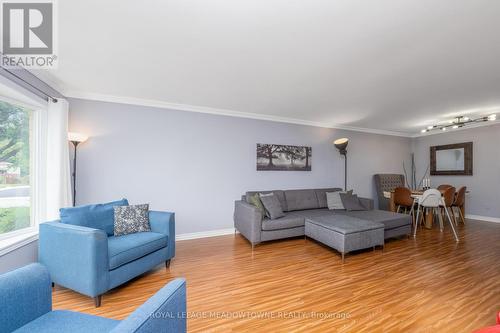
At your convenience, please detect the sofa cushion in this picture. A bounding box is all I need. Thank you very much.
[287,208,330,219]
[60,199,129,236]
[336,210,411,230]
[314,188,342,208]
[261,213,305,231]
[108,232,168,270]
[306,214,384,235]
[14,310,119,333]
[284,189,319,211]
[246,190,288,211]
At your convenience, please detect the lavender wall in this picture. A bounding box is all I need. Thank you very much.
[68,98,412,235]
[412,123,500,219]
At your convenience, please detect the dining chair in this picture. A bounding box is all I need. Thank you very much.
[452,186,467,224]
[437,184,453,191]
[413,189,459,242]
[440,186,457,225]
[394,187,416,225]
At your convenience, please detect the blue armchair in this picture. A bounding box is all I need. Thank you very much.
[39,200,176,307]
[0,263,186,333]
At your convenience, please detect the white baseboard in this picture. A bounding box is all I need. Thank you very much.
[465,214,500,223]
[176,228,237,241]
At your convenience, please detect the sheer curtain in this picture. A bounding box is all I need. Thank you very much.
[44,99,72,220]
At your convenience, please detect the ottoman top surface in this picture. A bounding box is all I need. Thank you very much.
[306,215,384,234]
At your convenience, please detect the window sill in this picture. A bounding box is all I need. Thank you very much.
[0,231,38,257]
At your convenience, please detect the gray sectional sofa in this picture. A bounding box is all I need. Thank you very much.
[233,188,412,251]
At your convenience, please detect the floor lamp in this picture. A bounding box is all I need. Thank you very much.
[334,138,349,191]
[68,132,88,206]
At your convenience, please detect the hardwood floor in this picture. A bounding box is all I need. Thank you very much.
[53,220,500,332]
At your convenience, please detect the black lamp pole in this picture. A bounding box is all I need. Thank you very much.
[334,138,349,191]
[71,141,79,206]
[342,151,347,191]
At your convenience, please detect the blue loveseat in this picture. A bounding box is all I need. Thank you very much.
[39,199,176,306]
[0,263,186,333]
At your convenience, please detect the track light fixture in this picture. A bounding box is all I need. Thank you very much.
[421,115,497,133]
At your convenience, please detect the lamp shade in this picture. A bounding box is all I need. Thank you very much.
[333,138,349,154]
[68,132,88,143]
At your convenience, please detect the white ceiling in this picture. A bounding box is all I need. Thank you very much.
[36,0,500,135]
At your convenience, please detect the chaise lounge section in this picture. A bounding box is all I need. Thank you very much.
[234,188,412,250]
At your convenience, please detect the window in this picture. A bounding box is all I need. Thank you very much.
[0,100,36,239]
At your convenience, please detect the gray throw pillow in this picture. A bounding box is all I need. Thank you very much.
[114,204,151,236]
[259,193,285,219]
[326,190,353,210]
[339,193,367,211]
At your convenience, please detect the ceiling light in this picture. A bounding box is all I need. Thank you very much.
[419,115,494,134]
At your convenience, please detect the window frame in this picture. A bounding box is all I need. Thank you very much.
[0,97,44,242]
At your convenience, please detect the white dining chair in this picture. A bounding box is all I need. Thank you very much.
[413,189,459,242]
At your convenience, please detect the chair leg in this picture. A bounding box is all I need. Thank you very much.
[444,207,459,242]
[450,207,457,225]
[396,205,401,213]
[437,208,444,231]
[94,295,102,307]
[409,205,415,227]
[413,205,421,237]
[458,206,465,224]
[165,259,171,269]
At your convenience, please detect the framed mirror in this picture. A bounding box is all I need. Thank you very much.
[430,142,472,175]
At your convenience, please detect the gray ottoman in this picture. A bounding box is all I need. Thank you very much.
[305,215,385,262]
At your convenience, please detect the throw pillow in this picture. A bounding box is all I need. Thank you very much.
[114,204,151,236]
[339,193,367,211]
[326,190,353,210]
[249,193,266,219]
[259,193,285,219]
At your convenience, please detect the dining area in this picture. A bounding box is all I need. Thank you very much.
[375,174,467,243]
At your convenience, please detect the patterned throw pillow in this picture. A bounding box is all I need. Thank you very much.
[114,204,151,236]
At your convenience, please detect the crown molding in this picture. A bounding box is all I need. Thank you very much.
[64,90,412,137]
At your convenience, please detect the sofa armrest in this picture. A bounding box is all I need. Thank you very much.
[39,221,109,297]
[359,197,374,210]
[149,211,175,259]
[110,278,186,333]
[234,200,262,244]
[0,263,52,332]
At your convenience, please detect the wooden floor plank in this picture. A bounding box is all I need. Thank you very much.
[53,219,500,332]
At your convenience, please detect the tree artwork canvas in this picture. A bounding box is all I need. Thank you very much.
[256,144,311,171]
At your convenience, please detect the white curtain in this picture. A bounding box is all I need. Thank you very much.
[44,99,72,220]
